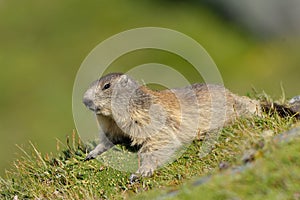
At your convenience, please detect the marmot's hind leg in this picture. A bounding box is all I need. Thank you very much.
[130,140,181,182]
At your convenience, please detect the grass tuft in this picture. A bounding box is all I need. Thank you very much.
[0,96,299,199]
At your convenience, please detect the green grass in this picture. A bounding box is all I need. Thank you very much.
[0,96,299,199]
[135,127,300,200]
[1,0,300,176]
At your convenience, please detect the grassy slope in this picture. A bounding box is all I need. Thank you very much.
[134,127,300,200]
[1,0,300,176]
[1,96,299,199]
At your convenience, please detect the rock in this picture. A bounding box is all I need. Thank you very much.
[289,96,300,115]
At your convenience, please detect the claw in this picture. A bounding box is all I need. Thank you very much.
[84,152,97,161]
[84,156,92,162]
[129,174,139,184]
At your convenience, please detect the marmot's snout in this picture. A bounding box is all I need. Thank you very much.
[83,97,95,110]
[83,88,98,112]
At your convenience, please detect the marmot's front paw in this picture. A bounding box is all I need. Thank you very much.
[84,151,98,161]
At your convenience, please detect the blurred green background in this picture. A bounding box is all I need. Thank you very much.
[0,0,299,175]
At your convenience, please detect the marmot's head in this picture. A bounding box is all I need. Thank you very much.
[83,73,139,116]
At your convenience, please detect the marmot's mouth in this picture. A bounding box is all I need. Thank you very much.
[87,106,101,113]
[94,109,102,114]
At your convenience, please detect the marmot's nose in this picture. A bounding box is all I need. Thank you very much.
[83,97,94,108]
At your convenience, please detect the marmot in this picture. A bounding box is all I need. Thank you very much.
[83,73,299,181]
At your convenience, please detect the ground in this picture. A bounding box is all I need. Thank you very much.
[1,96,299,200]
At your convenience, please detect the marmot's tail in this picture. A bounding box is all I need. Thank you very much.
[260,96,300,119]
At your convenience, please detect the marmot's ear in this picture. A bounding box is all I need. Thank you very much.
[119,74,137,88]
[119,74,129,86]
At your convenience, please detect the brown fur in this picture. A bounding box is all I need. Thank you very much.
[83,73,261,178]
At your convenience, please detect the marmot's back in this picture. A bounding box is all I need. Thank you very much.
[155,83,260,135]
[192,83,260,133]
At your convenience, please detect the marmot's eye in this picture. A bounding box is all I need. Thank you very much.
[103,83,111,90]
